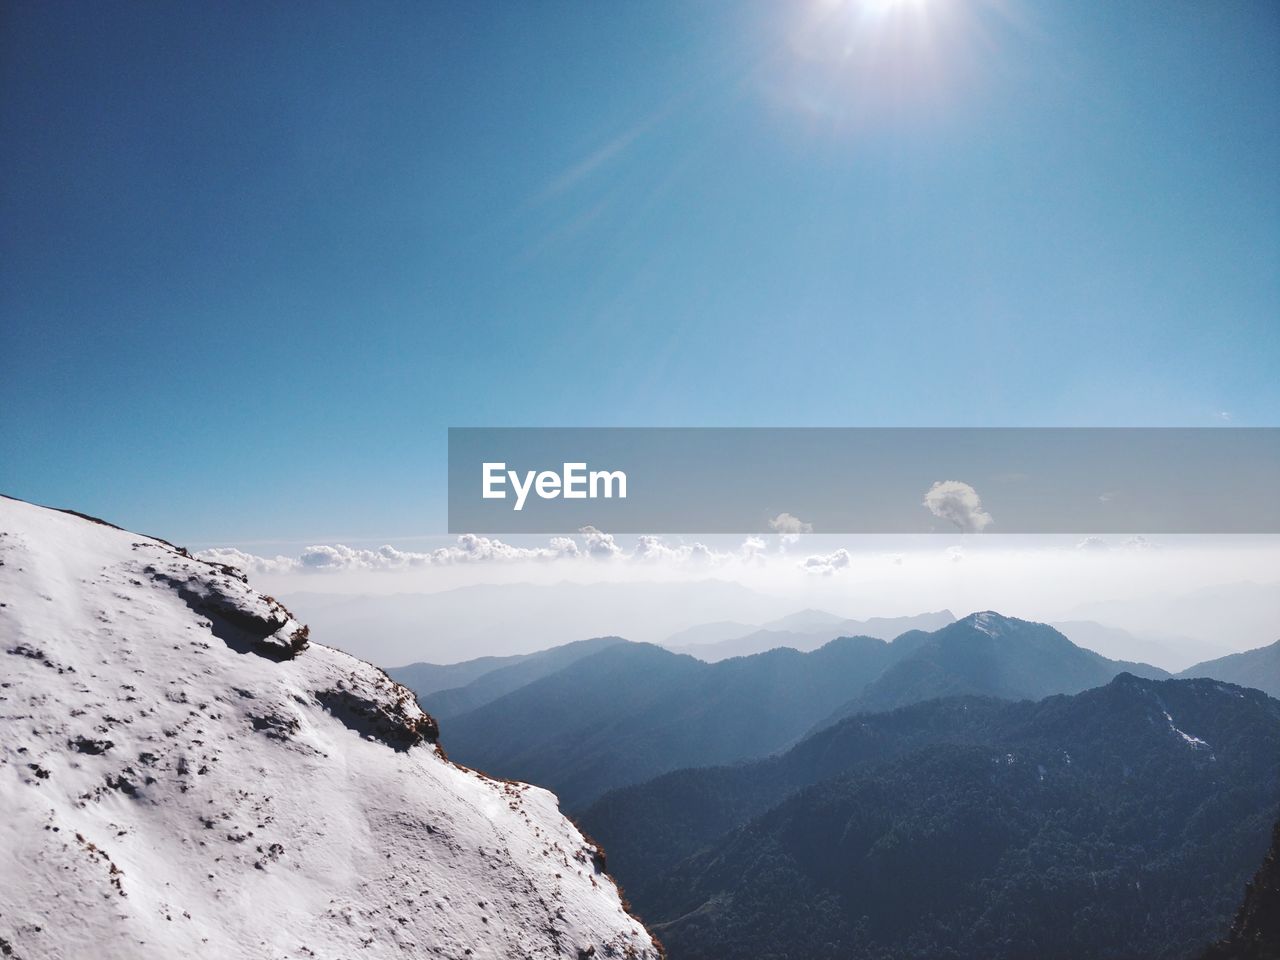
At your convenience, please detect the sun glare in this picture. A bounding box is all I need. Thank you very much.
[769,0,1003,131]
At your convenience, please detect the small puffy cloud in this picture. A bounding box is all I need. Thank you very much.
[739,536,769,564]
[442,534,563,564]
[196,547,298,575]
[885,553,904,566]
[769,512,814,535]
[922,480,993,533]
[580,525,623,559]
[945,545,966,563]
[632,536,718,565]
[632,535,682,563]
[548,536,579,557]
[1076,536,1109,551]
[799,548,851,576]
[300,544,368,569]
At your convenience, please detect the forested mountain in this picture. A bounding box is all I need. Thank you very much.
[823,612,1168,722]
[585,674,1280,960]
[1180,639,1280,699]
[441,636,898,808]
[442,613,1168,809]
[666,610,956,661]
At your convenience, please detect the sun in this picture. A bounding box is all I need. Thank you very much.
[823,0,938,20]
[772,0,986,130]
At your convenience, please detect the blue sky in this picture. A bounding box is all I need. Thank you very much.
[2,0,1277,543]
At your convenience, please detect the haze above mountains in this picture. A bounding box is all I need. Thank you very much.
[279,573,1276,672]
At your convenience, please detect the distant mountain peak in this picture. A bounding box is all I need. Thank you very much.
[966,610,1013,636]
[950,611,1043,641]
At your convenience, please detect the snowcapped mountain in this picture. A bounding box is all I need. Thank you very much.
[0,496,660,960]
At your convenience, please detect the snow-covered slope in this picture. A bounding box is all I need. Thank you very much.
[0,496,660,960]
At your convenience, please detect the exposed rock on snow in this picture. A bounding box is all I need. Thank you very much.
[0,496,660,960]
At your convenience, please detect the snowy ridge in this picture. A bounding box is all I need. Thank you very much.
[970,611,1003,637]
[0,497,660,960]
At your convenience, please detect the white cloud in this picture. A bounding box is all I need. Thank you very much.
[769,512,813,535]
[739,536,769,564]
[197,528,829,578]
[442,534,569,564]
[799,548,851,576]
[946,545,966,563]
[632,535,695,563]
[580,525,623,559]
[548,536,579,557]
[197,547,298,575]
[197,533,577,573]
[922,480,993,533]
[1076,536,1109,551]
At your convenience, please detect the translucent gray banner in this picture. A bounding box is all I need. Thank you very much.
[447,428,1280,534]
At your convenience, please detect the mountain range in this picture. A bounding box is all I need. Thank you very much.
[9,493,1275,960]
[663,610,957,661]
[422,612,1177,809]
[662,608,1236,673]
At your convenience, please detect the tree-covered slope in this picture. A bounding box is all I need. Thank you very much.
[589,675,1280,960]
[440,634,899,808]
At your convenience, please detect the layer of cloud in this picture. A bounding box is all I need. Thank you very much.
[1074,535,1161,553]
[922,480,994,533]
[197,528,774,575]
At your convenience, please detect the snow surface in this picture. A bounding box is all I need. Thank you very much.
[1162,710,1213,752]
[0,497,660,960]
[970,612,1002,637]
